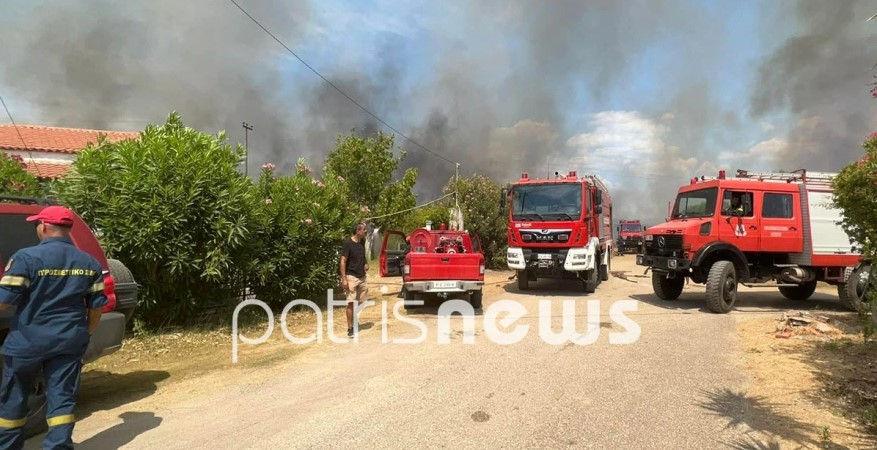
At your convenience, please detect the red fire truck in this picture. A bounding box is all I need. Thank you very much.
[636,169,866,313]
[617,219,645,254]
[501,171,613,293]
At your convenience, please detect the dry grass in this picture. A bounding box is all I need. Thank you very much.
[737,312,877,448]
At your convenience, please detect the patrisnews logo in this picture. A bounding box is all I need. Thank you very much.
[231,291,642,363]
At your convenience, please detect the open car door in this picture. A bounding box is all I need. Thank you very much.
[380,230,408,277]
[472,234,483,254]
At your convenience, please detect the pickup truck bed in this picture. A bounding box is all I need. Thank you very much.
[381,226,485,311]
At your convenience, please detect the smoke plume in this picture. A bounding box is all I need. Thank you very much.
[749,0,877,172]
[2,1,876,228]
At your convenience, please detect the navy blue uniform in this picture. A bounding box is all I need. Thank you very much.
[0,236,107,449]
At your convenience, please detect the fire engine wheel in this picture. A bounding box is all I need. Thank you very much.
[705,260,737,313]
[839,265,872,312]
[778,280,817,301]
[582,269,598,294]
[517,270,530,291]
[652,272,684,300]
[599,253,610,281]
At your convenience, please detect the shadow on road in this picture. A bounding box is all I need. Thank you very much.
[696,388,837,449]
[76,370,170,421]
[24,371,169,449]
[630,288,854,315]
[401,293,482,317]
[76,411,163,450]
[501,278,599,297]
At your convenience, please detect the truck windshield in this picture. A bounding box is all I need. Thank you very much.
[621,224,641,232]
[672,187,718,218]
[511,183,582,221]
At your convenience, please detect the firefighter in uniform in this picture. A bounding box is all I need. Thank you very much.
[0,206,107,449]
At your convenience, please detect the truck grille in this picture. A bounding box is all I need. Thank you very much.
[645,234,683,256]
[518,229,571,243]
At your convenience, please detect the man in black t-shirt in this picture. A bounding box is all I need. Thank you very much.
[340,222,369,338]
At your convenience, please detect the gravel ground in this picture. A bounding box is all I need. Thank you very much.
[23,254,858,449]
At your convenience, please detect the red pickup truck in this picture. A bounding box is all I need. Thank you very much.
[380,224,485,312]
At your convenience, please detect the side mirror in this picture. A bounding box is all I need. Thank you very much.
[499,188,507,215]
[595,190,603,205]
[596,205,603,214]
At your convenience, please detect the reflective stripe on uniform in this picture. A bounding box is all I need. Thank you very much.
[90,281,104,293]
[46,414,75,427]
[0,417,26,429]
[0,276,29,288]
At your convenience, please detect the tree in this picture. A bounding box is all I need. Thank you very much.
[0,152,42,197]
[322,130,418,230]
[404,202,451,232]
[444,174,507,268]
[832,133,877,335]
[375,167,418,231]
[53,112,253,327]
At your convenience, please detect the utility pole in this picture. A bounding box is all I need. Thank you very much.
[455,163,460,203]
[242,121,253,175]
[454,163,461,230]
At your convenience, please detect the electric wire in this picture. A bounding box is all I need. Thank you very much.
[0,94,43,178]
[227,0,459,167]
[363,192,456,221]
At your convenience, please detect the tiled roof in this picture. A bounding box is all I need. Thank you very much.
[0,124,139,154]
[23,161,72,179]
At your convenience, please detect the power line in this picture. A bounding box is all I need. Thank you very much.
[227,0,459,167]
[363,191,456,221]
[0,95,43,178]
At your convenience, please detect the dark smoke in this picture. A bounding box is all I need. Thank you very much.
[399,0,729,212]
[2,1,875,229]
[0,0,320,176]
[750,0,877,171]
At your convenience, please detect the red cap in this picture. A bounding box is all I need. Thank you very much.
[26,206,75,227]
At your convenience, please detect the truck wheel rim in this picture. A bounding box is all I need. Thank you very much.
[724,275,736,301]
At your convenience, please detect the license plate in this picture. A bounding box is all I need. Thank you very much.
[433,281,457,289]
[537,254,552,260]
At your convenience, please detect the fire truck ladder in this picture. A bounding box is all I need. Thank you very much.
[735,169,836,184]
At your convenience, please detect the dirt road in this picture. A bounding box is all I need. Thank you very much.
[24,255,873,448]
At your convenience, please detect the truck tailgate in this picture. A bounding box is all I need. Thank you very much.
[408,254,482,281]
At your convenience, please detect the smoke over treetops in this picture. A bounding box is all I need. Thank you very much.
[1,0,876,226]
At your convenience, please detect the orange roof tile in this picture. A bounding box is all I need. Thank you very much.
[0,124,139,154]
[22,161,72,180]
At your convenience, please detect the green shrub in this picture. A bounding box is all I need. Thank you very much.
[247,160,356,307]
[53,112,253,327]
[0,152,42,197]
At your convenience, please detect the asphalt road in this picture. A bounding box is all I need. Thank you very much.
[27,254,851,449]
